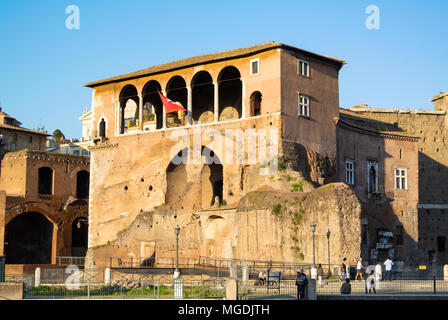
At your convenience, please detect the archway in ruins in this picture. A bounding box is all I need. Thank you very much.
[4,212,54,264]
[250,91,262,116]
[166,76,187,127]
[142,80,163,130]
[203,215,231,259]
[201,146,223,208]
[71,217,88,256]
[191,71,214,124]
[218,66,242,121]
[165,148,189,204]
[119,84,139,134]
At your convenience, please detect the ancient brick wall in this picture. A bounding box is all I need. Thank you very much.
[85,183,362,269]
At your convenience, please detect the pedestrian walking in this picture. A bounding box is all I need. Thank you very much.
[339,257,348,281]
[355,258,366,280]
[317,264,324,287]
[340,278,351,294]
[295,269,308,300]
[384,257,394,281]
[366,270,376,294]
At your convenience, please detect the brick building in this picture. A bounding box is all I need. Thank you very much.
[83,42,426,268]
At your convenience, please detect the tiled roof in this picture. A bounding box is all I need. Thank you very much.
[85,42,346,88]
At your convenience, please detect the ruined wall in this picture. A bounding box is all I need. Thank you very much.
[86,183,362,269]
[88,114,282,248]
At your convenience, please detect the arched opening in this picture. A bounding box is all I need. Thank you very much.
[201,146,223,207]
[165,148,189,204]
[142,80,163,130]
[119,84,139,134]
[71,217,88,256]
[4,212,53,264]
[191,71,214,124]
[38,167,53,195]
[218,66,242,121]
[99,118,106,138]
[76,170,89,199]
[166,76,187,127]
[250,91,262,116]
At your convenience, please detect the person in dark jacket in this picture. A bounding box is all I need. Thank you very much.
[340,278,351,294]
[295,269,308,300]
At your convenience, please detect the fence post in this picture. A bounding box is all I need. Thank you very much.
[87,280,90,299]
[444,265,448,281]
[35,267,41,287]
[433,275,437,295]
[105,268,111,286]
[226,278,238,300]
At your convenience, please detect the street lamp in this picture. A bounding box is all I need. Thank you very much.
[326,229,331,276]
[310,223,317,268]
[174,225,180,278]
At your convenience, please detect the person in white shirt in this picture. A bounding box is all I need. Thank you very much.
[355,258,366,280]
[384,257,394,281]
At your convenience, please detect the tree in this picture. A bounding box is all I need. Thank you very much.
[53,129,65,142]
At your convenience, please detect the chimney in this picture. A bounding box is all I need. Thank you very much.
[430,91,448,111]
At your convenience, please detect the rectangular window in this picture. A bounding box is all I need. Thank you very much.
[438,236,446,252]
[298,59,310,77]
[395,168,407,190]
[298,94,310,117]
[250,58,259,75]
[73,150,80,155]
[345,160,354,185]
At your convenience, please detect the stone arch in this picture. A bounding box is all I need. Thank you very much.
[4,211,54,264]
[218,66,242,121]
[119,84,139,134]
[201,146,223,208]
[98,117,107,138]
[166,76,187,127]
[203,215,231,258]
[142,80,163,130]
[191,71,214,124]
[71,216,88,256]
[165,148,189,204]
[250,91,262,116]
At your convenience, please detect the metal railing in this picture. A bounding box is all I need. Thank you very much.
[239,280,299,300]
[316,277,448,295]
[23,279,226,299]
[56,256,85,266]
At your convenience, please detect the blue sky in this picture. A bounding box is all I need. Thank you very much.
[0,0,446,139]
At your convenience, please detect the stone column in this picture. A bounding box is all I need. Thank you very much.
[242,264,249,283]
[35,267,41,287]
[187,86,192,125]
[444,265,448,281]
[162,90,167,129]
[213,81,219,122]
[138,94,143,131]
[105,268,111,286]
[375,264,382,282]
[241,79,246,119]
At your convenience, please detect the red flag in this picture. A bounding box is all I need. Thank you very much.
[157,89,187,113]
